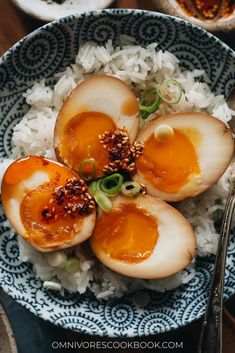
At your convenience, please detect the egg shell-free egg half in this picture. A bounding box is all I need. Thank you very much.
[134,112,234,202]
[54,75,140,177]
[1,156,96,252]
[90,194,196,279]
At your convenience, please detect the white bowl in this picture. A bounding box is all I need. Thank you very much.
[12,0,113,21]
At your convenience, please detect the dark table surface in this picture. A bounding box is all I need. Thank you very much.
[0,1,235,352]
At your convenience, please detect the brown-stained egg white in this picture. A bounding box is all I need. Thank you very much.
[90,194,196,279]
[134,112,234,202]
[1,156,96,252]
[54,75,140,179]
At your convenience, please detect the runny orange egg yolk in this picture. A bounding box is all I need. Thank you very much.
[2,156,86,250]
[20,182,84,249]
[136,129,200,193]
[92,203,158,264]
[60,112,116,177]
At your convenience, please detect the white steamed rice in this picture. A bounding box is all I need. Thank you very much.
[1,38,235,301]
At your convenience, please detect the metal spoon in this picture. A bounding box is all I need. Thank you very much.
[197,170,235,353]
[197,88,235,353]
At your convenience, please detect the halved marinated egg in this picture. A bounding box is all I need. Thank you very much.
[90,194,196,279]
[134,112,234,202]
[1,156,96,252]
[54,75,140,178]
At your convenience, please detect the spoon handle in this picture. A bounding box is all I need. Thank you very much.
[197,176,235,353]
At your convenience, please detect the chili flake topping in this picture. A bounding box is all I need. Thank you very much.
[41,177,95,220]
[98,128,144,175]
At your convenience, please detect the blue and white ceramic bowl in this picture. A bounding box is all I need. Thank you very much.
[0,9,235,337]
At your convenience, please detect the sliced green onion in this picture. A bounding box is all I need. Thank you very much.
[94,192,112,212]
[98,173,123,196]
[121,181,141,197]
[157,79,182,104]
[65,257,81,274]
[140,110,150,120]
[139,87,158,106]
[78,159,96,181]
[47,251,67,268]
[88,181,97,197]
[154,124,174,141]
[139,87,161,120]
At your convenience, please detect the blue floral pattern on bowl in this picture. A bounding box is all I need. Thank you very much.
[0,9,235,337]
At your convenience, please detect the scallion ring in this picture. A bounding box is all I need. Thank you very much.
[157,79,182,105]
[65,257,81,274]
[121,181,141,197]
[88,181,97,197]
[94,192,112,212]
[98,173,123,196]
[78,159,96,181]
[139,87,161,120]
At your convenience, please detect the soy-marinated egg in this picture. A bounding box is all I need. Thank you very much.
[54,75,140,178]
[1,156,96,252]
[90,194,196,279]
[134,112,234,202]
